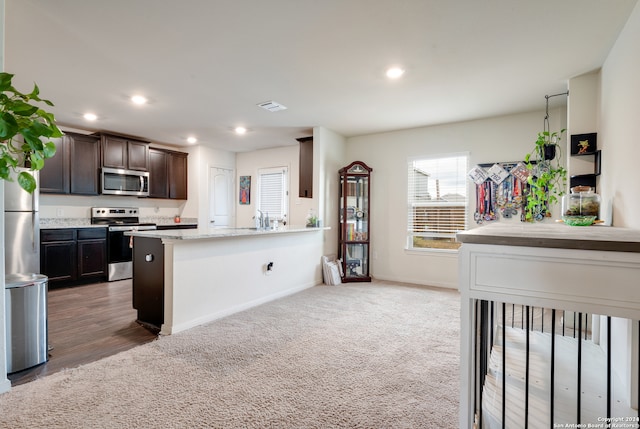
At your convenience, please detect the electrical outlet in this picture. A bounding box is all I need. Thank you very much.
[265,262,274,275]
[56,208,64,217]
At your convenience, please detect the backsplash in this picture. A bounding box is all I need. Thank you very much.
[40,217,92,227]
[141,216,198,226]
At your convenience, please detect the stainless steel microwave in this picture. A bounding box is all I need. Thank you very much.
[101,167,149,197]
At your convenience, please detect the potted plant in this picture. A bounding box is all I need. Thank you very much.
[306,209,319,227]
[523,129,567,221]
[0,72,63,193]
[306,214,319,227]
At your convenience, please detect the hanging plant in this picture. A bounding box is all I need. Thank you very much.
[523,129,567,221]
[0,72,63,193]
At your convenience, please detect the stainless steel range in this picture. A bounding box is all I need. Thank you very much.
[91,207,156,281]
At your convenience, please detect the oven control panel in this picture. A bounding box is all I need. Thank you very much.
[92,207,139,218]
[91,207,144,225]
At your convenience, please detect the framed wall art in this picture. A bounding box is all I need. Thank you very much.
[239,175,251,205]
[571,133,597,155]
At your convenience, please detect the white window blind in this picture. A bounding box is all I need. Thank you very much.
[407,154,468,250]
[258,167,288,220]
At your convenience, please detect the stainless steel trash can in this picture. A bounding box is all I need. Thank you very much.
[5,273,48,374]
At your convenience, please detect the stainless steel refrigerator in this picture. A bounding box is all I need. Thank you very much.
[4,167,40,275]
[4,168,48,373]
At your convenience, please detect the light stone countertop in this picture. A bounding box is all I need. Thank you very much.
[457,222,640,253]
[40,217,197,229]
[40,218,103,229]
[125,225,329,240]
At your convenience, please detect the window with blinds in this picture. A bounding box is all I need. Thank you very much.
[407,154,468,250]
[258,167,288,220]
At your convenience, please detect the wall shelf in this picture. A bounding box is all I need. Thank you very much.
[570,149,601,190]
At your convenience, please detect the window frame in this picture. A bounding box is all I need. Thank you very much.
[257,166,289,221]
[406,152,469,253]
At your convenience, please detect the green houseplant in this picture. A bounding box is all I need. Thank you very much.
[0,72,63,193]
[523,129,567,221]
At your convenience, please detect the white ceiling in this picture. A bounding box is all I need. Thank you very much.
[4,0,638,152]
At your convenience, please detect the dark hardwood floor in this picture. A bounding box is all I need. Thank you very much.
[8,279,158,386]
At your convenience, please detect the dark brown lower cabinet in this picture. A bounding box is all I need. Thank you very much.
[40,229,77,283]
[41,228,107,288]
[155,224,197,230]
[77,229,108,280]
[132,237,164,328]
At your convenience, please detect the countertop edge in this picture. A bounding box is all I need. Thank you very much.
[457,223,640,253]
[126,226,330,240]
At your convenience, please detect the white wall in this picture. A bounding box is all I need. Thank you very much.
[314,126,347,256]
[567,71,602,189]
[598,0,640,408]
[40,194,184,220]
[234,129,345,257]
[346,109,565,288]
[0,0,10,395]
[184,144,236,227]
[600,1,640,229]
[236,145,312,228]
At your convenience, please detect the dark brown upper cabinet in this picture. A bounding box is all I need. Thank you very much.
[148,147,188,200]
[39,136,68,194]
[101,134,149,171]
[40,132,100,195]
[297,136,313,198]
[168,151,188,199]
[148,148,168,198]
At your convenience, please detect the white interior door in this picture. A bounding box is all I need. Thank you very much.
[209,167,234,227]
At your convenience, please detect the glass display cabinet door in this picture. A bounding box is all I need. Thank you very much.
[339,161,372,282]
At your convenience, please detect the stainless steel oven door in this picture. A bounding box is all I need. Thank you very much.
[107,225,156,281]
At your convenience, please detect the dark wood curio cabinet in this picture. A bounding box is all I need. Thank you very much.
[338,161,372,282]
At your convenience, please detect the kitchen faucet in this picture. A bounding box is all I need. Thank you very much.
[254,210,272,229]
[255,210,265,229]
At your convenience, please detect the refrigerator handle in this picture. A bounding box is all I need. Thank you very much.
[32,212,37,252]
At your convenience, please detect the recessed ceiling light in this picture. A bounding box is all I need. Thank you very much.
[187,136,197,144]
[235,126,247,135]
[83,113,97,121]
[386,67,405,79]
[131,95,148,105]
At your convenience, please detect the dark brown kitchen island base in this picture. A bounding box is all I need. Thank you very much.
[132,236,164,328]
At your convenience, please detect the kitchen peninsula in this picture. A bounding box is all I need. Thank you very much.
[127,226,327,335]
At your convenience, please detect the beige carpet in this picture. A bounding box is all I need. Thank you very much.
[0,281,460,428]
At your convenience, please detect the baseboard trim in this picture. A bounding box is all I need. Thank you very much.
[0,377,11,395]
[372,275,458,290]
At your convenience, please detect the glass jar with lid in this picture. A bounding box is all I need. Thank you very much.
[561,186,601,226]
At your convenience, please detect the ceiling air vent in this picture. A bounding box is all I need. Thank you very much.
[257,100,287,112]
